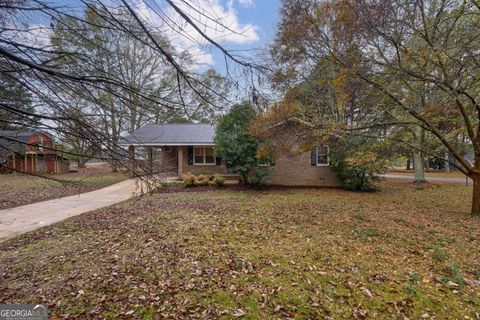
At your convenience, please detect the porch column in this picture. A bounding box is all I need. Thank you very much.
[178,146,183,177]
[146,147,153,174]
[128,145,136,176]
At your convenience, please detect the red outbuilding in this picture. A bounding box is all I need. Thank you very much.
[0,130,70,174]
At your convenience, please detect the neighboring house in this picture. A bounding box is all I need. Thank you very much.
[0,131,70,174]
[120,123,341,186]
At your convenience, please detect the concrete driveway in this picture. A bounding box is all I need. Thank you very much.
[0,178,151,241]
[381,174,472,184]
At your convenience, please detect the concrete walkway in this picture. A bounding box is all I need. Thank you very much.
[381,174,472,184]
[0,178,149,241]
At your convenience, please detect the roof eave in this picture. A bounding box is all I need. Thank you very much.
[118,142,215,147]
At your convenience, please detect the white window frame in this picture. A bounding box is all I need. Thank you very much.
[316,145,329,166]
[193,146,216,165]
[38,136,44,152]
[134,147,147,160]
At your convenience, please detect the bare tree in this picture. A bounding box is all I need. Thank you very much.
[0,0,259,179]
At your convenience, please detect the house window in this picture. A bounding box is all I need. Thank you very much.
[135,147,147,160]
[38,136,44,152]
[193,147,216,165]
[316,146,329,166]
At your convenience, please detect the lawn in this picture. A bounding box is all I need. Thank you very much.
[0,163,127,209]
[0,181,478,319]
[387,170,468,180]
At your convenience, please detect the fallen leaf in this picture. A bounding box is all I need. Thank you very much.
[233,309,246,317]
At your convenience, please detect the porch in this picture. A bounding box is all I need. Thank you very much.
[120,124,230,179]
[126,145,229,178]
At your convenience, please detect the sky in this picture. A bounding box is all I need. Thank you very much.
[206,0,281,71]
[21,0,281,74]
[136,0,282,73]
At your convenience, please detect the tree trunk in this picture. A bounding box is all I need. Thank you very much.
[77,156,88,168]
[413,152,425,182]
[110,145,119,172]
[406,158,411,170]
[414,125,425,182]
[444,151,450,173]
[472,174,480,216]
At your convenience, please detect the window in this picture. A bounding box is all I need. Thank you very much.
[38,136,44,152]
[316,146,329,166]
[193,147,216,165]
[135,147,147,160]
[152,148,161,159]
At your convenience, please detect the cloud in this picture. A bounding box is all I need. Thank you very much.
[238,0,255,8]
[135,0,259,68]
[166,0,259,45]
[5,24,52,49]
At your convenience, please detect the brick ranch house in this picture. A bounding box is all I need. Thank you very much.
[120,124,340,186]
[0,130,70,174]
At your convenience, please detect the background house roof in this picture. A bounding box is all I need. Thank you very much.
[0,131,34,156]
[120,124,216,146]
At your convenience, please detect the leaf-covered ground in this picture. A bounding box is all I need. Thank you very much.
[0,181,479,319]
[0,163,127,209]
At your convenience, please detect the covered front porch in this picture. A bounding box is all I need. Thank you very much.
[126,144,228,178]
[120,124,229,179]
[127,145,179,177]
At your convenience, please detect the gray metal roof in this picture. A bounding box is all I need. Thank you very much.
[0,131,33,156]
[120,124,216,146]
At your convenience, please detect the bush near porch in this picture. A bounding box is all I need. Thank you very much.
[182,172,225,187]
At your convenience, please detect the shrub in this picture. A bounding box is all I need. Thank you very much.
[182,172,226,187]
[330,136,392,191]
[214,101,260,183]
[193,170,215,179]
[248,167,270,185]
[214,176,226,187]
[182,172,196,187]
[195,174,210,186]
[160,181,169,188]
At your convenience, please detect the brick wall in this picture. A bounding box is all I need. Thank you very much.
[263,150,341,186]
[259,124,341,187]
[177,142,341,186]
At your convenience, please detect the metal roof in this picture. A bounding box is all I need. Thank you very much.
[119,124,216,146]
[0,131,33,156]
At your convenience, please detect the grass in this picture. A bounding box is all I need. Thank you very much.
[0,163,127,209]
[0,181,478,319]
